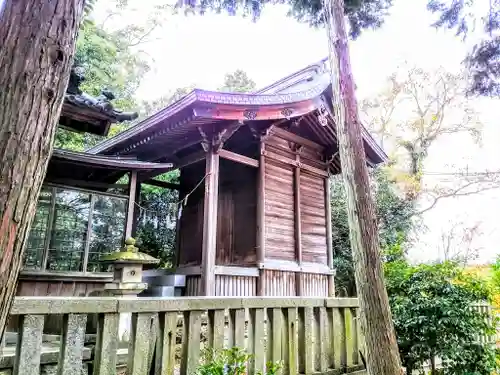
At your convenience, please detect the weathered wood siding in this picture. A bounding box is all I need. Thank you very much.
[216,160,257,265]
[262,270,329,297]
[177,126,331,297]
[184,275,201,296]
[185,274,257,296]
[178,163,205,267]
[215,275,257,296]
[300,172,327,264]
[264,159,295,261]
[16,280,105,297]
[299,273,329,296]
[262,269,296,296]
[263,130,328,266]
[178,159,257,268]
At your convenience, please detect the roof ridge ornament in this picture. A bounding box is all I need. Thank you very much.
[318,103,328,126]
[67,65,85,95]
[62,64,139,134]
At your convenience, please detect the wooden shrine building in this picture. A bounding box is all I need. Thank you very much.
[22,59,386,299]
[85,58,387,297]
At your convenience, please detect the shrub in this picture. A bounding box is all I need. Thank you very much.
[196,347,282,375]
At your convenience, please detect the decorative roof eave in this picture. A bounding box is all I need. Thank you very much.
[87,79,332,155]
[51,149,173,171]
[361,126,388,163]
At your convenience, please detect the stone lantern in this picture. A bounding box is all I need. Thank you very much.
[100,237,159,296]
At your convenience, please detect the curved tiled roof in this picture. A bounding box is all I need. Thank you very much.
[87,59,387,167]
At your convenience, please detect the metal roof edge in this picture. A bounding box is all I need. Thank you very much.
[87,91,198,154]
[52,149,173,170]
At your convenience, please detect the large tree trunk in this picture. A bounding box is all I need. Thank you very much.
[321,0,403,374]
[0,0,84,340]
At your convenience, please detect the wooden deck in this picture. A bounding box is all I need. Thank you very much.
[1,296,365,375]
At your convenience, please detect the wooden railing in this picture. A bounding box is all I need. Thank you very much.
[1,296,365,375]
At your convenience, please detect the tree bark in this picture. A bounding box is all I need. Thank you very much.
[430,355,436,375]
[322,0,403,374]
[0,0,84,340]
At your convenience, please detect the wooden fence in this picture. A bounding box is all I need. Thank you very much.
[472,302,497,346]
[1,296,365,375]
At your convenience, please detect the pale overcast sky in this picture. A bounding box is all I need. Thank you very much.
[95,0,499,264]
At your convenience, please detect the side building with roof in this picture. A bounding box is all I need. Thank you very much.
[19,67,172,302]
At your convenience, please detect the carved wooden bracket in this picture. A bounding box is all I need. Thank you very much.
[290,143,303,153]
[198,127,210,152]
[213,128,226,152]
[248,124,259,139]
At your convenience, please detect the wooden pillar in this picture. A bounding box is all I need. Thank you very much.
[324,176,335,296]
[82,194,95,272]
[294,152,303,296]
[41,187,57,270]
[125,171,138,239]
[200,147,219,296]
[256,139,266,296]
[131,181,141,237]
[173,189,183,269]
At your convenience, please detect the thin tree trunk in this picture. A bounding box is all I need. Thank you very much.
[430,355,436,375]
[0,0,84,340]
[321,0,403,374]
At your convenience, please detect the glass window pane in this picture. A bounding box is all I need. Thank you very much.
[87,195,126,272]
[137,185,179,267]
[24,188,53,269]
[46,189,90,271]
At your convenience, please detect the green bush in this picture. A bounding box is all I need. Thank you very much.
[385,261,499,375]
[196,347,282,375]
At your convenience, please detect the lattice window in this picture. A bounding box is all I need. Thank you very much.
[23,186,127,272]
[25,188,52,269]
[88,195,126,272]
[46,189,90,271]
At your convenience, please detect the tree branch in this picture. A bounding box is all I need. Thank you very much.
[416,180,500,215]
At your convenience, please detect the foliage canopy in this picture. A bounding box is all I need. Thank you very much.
[180,0,392,38]
[428,0,500,97]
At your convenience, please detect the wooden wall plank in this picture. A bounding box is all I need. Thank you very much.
[216,159,257,267]
[300,171,328,265]
[325,177,335,296]
[264,157,295,261]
